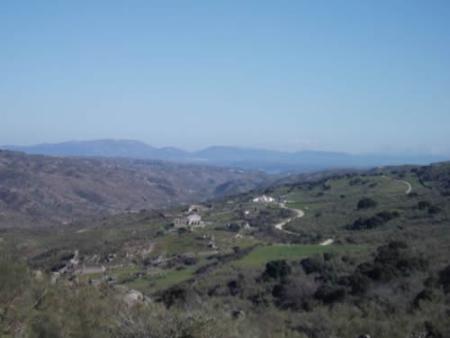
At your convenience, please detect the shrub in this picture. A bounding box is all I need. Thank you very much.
[263,260,291,280]
[227,280,240,296]
[355,241,428,282]
[300,257,324,275]
[225,223,241,232]
[357,198,378,210]
[339,272,371,295]
[413,288,436,308]
[314,284,346,304]
[356,261,397,282]
[347,211,399,230]
[271,284,285,298]
[417,200,431,210]
[428,206,442,215]
[271,278,317,310]
[159,286,187,308]
[182,256,197,266]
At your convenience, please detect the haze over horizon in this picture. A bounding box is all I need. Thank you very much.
[3,138,449,158]
[2,1,450,155]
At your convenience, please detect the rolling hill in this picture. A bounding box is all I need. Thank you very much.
[0,150,270,227]
[1,161,449,337]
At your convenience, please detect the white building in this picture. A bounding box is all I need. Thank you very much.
[174,213,204,230]
[187,214,202,225]
[252,195,275,203]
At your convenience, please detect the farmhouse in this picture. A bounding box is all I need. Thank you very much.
[174,213,204,230]
[187,213,202,225]
[252,195,275,203]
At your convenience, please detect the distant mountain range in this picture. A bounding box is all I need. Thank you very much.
[2,139,447,173]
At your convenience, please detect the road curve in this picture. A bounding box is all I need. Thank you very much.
[319,239,334,246]
[274,202,305,235]
[398,180,412,194]
[382,175,413,195]
[273,177,411,241]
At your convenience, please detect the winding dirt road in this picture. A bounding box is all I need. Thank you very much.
[398,180,412,194]
[274,202,335,245]
[382,175,413,195]
[272,176,412,242]
[274,202,305,236]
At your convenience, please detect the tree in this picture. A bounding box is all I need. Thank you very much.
[263,260,291,280]
[357,198,377,210]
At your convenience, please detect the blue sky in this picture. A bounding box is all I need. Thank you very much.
[1,1,449,154]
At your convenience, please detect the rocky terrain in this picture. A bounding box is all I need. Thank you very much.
[0,150,270,227]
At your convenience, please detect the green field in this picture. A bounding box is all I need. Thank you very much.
[126,266,196,292]
[233,244,362,267]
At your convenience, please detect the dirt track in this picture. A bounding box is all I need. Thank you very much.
[274,202,305,235]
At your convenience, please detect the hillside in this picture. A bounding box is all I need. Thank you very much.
[0,150,270,227]
[1,162,449,337]
[2,139,189,161]
[3,139,447,173]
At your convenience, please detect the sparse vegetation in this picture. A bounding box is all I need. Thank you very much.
[0,162,449,337]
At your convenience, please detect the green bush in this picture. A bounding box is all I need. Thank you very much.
[357,198,378,210]
[263,260,292,280]
[347,211,400,230]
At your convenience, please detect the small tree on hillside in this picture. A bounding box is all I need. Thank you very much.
[357,198,378,210]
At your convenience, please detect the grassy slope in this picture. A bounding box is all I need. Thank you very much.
[3,164,449,297]
[233,244,362,268]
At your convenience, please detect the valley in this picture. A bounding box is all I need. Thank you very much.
[3,2,449,336]
[0,150,270,228]
[1,160,449,337]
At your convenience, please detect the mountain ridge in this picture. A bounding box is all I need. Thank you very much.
[2,139,447,173]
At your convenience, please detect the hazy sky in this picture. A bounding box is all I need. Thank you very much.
[1,1,449,154]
